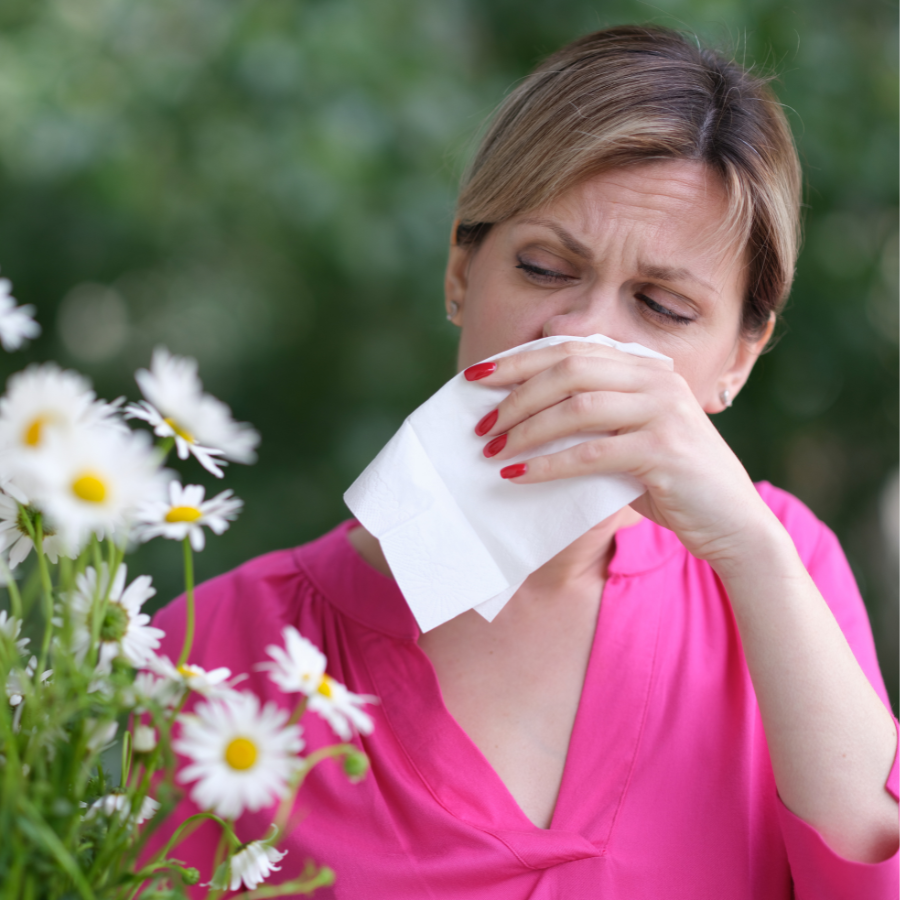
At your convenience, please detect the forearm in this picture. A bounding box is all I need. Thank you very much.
[712,505,898,863]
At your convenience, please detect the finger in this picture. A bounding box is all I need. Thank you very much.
[484,352,661,437]
[465,340,670,388]
[485,390,658,460]
[499,431,653,484]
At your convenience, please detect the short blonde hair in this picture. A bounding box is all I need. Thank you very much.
[455,25,802,339]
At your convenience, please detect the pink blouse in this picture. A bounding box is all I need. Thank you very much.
[151,482,899,899]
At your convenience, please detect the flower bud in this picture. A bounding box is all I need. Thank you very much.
[132,724,157,753]
[342,748,370,782]
[181,867,201,886]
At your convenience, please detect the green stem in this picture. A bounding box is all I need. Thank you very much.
[205,822,235,900]
[31,516,54,674]
[273,743,357,836]
[241,865,336,898]
[157,435,176,462]
[287,696,308,727]
[17,796,97,900]
[177,538,195,668]
[145,812,232,867]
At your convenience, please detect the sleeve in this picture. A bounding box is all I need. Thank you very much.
[776,511,899,900]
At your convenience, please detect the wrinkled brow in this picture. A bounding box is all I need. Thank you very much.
[519,217,720,296]
[518,218,593,260]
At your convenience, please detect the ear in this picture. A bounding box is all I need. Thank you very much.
[707,312,776,413]
[444,219,469,325]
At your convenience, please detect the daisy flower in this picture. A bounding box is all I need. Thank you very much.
[0,364,123,462]
[0,609,29,655]
[69,563,163,673]
[21,426,167,554]
[174,691,304,820]
[6,656,52,731]
[6,655,51,706]
[144,654,239,699]
[0,485,67,568]
[0,275,40,351]
[130,669,183,711]
[259,626,376,740]
[126,347,260,478]
[134,482,243,552]
[85,793,160,825]
[209,829,287,892]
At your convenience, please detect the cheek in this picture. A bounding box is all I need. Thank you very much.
[672,341,735,400]
[459,272,542,364]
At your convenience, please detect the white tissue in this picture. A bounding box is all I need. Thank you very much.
[344,334,672,632]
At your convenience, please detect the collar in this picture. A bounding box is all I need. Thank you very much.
[294,516,684,640]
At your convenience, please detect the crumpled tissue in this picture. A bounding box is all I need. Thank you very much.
[344,334,672,632]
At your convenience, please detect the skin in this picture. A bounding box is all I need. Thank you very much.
[349,159,899,860]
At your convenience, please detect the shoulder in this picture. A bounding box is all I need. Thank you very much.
[754,480,835,568]
[152,522,361,676]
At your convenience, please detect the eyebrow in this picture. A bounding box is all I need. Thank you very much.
[518,217,720,296]
[637,264,719,297]
[519,217,594,260]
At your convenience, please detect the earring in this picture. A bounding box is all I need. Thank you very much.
[446,301,460,322]
[720,388,733,408]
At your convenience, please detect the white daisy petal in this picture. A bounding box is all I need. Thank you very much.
[68,563,163,673]
[257,625,377,739]
[0,277,40,352]
[0,609,29,655]
[133,482,242,551]
[211,833,287,892]
[85,792,160,824]
[174,692,304,820]
[143,654,241,699]
[18,426,167,554]
[126,347,259,474]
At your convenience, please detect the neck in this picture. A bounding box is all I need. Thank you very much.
[517,505,641,599]
[348,505,643,595]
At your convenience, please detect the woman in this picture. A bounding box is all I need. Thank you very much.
[154,25,899,898]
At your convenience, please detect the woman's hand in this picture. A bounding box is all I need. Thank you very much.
[469,340,900,863]
[468,340,773,568]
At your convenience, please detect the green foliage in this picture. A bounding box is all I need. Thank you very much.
[0,0,894,709]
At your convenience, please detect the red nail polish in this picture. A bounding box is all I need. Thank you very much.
[483,434,507,457]
[464,362,497,381]
[500,463,528,479]
[475,409,499,436]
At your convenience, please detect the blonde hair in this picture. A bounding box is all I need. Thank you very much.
[455,25,802,339]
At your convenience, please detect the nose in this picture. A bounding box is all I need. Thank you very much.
[540,286,632,343]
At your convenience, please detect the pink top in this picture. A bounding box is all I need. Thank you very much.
[152,482,899,899]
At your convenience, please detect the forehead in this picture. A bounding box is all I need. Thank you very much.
[526,159,746,285]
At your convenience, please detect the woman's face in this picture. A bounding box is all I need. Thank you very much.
[446,160,771,411]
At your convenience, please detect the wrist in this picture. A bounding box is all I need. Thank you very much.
[704,501,801,588]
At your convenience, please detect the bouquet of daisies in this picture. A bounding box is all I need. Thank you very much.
[0,276,374,898]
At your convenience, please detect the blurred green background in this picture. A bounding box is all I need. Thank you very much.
[0,0,895,710]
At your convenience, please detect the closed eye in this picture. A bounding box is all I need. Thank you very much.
[637,293,694,325]
[515,259,573,284]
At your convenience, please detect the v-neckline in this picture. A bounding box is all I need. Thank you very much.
[338,519,668,869]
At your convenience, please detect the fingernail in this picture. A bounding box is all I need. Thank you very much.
[464,362,497,381]
[483,434,507,458]
[475,409,499,436]
[500,463,528,479]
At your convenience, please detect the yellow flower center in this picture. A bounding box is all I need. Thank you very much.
[177,664,196,678]
[23,415,50,447]
[71,472,107,504]
[163,417,195,444]
[165,506,203,523]
[224,737,258,771]
[317,676,334,698]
